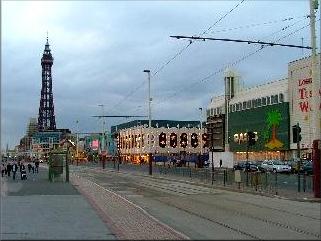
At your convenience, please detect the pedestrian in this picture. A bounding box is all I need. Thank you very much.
[12,162,18,180]
[1,163,5,177]
[35,160,39,173]
[220,159,223,168]
[20,163,27,180]
[27,163,32,173]
[6,162,12,177]
[32,165,35,174]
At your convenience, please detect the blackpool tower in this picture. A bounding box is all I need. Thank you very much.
[38,36,56,131]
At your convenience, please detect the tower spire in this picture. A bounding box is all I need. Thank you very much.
[45,32,51,52]
[38,36,56,131]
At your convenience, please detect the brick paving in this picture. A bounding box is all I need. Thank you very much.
[70,173,190,240]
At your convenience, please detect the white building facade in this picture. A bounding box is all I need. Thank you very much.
[207,54,320,162]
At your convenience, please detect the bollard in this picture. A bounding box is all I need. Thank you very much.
[275,171,278,195]
[303,172,306,192]
[223,170,226,186]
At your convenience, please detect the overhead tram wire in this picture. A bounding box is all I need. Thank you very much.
[153,0,245,78]
[169,36,312,50]
[153,21,315,111]
[107,0,246,115]
[106,81,146,113]
[114,14,308,117]
[209,15,308,34]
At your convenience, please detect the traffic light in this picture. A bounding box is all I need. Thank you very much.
[159,132,166,148]
[202,133,208,148]
[191,133,198,148]
[292,124,302,143]
[169,133,177,148]
[180,133,188,148]
[247,131,256,146]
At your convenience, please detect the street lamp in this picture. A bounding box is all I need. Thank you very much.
[143,69,152,175]
[76,120,79,165]
[98,104,105,154]
[199,107,203,155]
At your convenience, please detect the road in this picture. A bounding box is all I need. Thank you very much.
[70,165,320,240]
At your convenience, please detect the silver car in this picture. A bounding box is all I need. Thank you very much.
[260,160,292,173]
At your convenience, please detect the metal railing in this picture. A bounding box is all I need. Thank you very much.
[73,160,315,198]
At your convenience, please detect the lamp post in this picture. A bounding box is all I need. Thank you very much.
[199,107,203,155]
[98,104,105,154]
[309,0,320,143]
[144,69,152,175]
[76,120,79,166]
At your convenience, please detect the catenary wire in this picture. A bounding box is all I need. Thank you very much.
[153,21,315,112]
[106,0,246,114]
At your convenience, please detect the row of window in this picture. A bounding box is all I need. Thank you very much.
[230,93,284,112]
[207,93,284,116]
[119,133,208,149]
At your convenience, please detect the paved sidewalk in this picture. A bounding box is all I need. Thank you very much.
[0,166,116,240]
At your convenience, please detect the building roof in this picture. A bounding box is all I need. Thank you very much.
[229,78,288,104]
[111,120,200,133]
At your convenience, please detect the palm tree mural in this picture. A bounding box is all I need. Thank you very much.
[265,109,284,149]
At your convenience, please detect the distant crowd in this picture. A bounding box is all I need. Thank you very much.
[1,160,40,180]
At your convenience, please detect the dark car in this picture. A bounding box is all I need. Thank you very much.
[233,162,258,172]
[300,162,313,175]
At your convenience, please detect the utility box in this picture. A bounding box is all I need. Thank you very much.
[48,153,64,181]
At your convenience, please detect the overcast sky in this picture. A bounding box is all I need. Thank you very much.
[1,0,320,150]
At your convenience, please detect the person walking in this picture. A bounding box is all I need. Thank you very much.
[27,163,32,173]
[219,159,223,168]
[12,162,18,180]
[6,162,12,177]
[1,163,5,177]
[20,163,27,180]
[35,160,39,173]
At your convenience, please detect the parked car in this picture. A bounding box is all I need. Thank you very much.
[260,160,291,173]
[233,162,258,172]
[300,161,313,175]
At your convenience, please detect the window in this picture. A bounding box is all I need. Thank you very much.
[279,93,284,102]
[243,101,246,110]
[229,104,233,113]
[257,98,261,107]
[233,104,236,112]
[207,109,210,117]
[262,97,266,106]
[271,95,275,104]
[252,99,257,108]
[247,100,251,109]
[267,96,271,105]
[210,108,214,116]
[236,103,240,111]
[274,94,278,103]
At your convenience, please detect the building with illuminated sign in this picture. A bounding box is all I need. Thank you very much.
[207,54,320,163]
[111,120,208,164]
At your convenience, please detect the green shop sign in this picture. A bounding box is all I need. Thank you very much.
[229,102,290,151]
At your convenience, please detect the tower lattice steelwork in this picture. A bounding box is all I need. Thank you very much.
[38,37,56,131]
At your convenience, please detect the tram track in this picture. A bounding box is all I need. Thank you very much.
[73,167,320,239]
[74,170,259,240]
[135,179,320,239]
